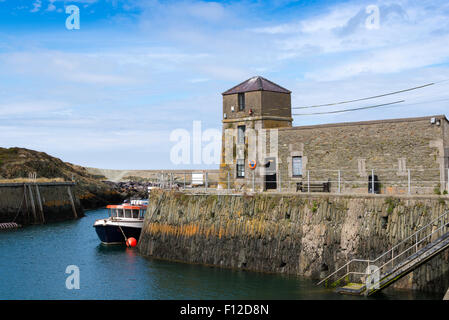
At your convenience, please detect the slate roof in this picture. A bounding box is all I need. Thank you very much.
[222,76,291,95]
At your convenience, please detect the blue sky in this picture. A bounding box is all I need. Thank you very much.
[1,0,449,169]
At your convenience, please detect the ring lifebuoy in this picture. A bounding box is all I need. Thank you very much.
[249,160,257,169]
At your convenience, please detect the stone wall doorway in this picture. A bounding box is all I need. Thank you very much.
[264,157,277,190]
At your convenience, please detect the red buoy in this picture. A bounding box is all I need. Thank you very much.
[126,237,137,247]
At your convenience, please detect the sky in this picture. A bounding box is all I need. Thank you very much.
[1,0,449,170]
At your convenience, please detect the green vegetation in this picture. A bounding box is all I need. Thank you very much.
[206,194,218,205]
[385,197,400,215]
[311,200,319,213]
[269,200,277,210]
[434,184,441,195]
[0,147,19,168]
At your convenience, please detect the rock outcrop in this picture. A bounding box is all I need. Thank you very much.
[0,147,124,209]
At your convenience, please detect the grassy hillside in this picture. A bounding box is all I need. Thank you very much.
[0,147,124,209]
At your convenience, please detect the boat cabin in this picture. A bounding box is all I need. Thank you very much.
[106,205,147,219]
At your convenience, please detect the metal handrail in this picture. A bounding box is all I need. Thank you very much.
[327,219,449,288]
[317,210,449,286]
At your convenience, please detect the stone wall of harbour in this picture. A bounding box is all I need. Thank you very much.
[0,182,83,225]
[138,190,449,294]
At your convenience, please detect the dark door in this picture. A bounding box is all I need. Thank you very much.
[368,174,380,194]
[264,157,277,190]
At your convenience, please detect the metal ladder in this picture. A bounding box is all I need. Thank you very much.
[317,210,449,296]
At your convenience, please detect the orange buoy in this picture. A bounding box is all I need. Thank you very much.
[126,237,137,247]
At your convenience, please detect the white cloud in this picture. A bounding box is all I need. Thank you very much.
[0,101,68,116]
[187,1,226,21]
[247,1,449,81]
[305,34,449,81]
[46,0,56,12]
[189,78,209,83]
[0,50,140,85]
[30,0,42,12]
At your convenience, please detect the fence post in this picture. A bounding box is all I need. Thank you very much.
[205,172,208,191]
[307,170,310,193]
[227,172,230,191]
[371,169,375,194]
[338,170,341,193]
[408,169,411,195]
[184,173,186,189]
[415,233,418,253]
[391,249,394,268]
[447,168,449,194]
[278,168,281,192]
[252,170,255,192]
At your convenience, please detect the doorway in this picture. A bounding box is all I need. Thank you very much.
[264,157,277,190]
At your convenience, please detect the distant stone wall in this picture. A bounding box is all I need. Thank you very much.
[139,190,449,293]
[86,167,220,183]
[0,182,84,224]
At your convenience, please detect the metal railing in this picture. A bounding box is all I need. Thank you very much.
[317,210,449,288]
[150,167,449,195]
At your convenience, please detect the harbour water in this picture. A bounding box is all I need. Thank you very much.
[0,209,442,300]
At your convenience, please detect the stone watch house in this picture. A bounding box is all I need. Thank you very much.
[219,76,449,194]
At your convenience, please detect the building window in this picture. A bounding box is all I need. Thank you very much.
[292,156,302,177]
[238,93,245,111]
[236,159,245,178]
[237,125,245,144]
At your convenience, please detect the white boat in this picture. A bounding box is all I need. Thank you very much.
[93,199,148,245]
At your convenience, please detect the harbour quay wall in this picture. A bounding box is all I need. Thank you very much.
[0,182,84,225]
[138,190,449,294]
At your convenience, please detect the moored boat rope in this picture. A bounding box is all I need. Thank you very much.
[0,222,21,230]
[118,225,128,242]
[10,189,26,223]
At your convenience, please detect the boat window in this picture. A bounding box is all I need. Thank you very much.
[132,209,139,218]
[125,209,132,218]
[140,210,145,219]
[116,209,123,218]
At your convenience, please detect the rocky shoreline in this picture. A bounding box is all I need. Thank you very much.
[75,180,152,211]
